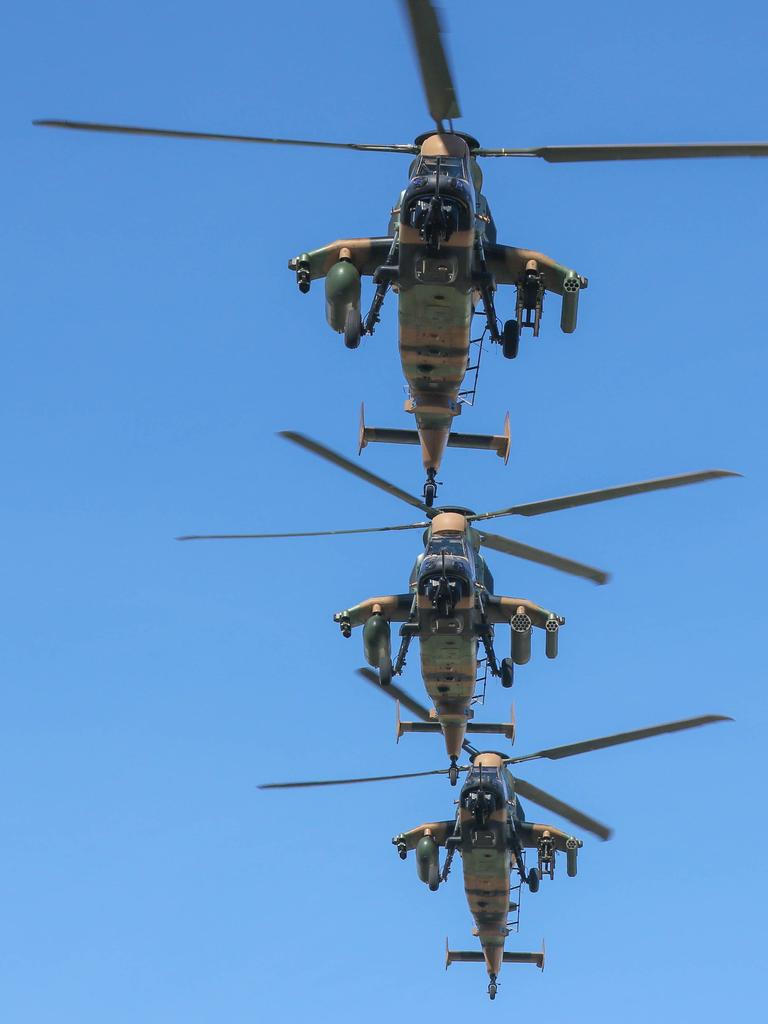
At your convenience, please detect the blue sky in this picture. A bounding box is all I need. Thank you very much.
[3,1,767,1020]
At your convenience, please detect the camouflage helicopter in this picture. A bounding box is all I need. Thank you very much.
[259,681,730,1001]
[178,430,737,782]
[33,1,768,505]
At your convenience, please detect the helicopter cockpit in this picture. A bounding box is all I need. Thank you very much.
[420,530,473,575]
[464,764,503,787]
[416,530,474,616]
[409,154,470,185]
[427,533,467,557]
[401,145,475,249]
[461,764,507,822]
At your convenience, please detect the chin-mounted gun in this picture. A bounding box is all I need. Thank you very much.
[424,574,460,617]
[462,788,500,827]
[411,195,460,250]
[421,551,463,618]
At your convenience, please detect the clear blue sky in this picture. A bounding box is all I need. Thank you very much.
[3,1,767,1020]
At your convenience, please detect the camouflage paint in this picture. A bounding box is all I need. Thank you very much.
[393,752,579,985]
[335,514,563,762]
[288,132,587,479]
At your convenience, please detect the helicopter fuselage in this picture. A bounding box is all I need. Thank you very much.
[395,134,478,475]
[334,512,563,762]
[393,751,579,987]
[289,132,586,499]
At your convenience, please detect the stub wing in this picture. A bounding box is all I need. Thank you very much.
[484,244,587,295]
[335,595,414,628]
[393,821,457,851]
[484,243,586,334]
[288,237,393,282]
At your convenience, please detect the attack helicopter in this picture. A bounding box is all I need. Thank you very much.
[33,1,768,505]
[259,677,730,1001]
[178,430,737,781]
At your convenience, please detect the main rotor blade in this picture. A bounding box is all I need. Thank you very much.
[508,714,732,766]
[476,142,768,162]
[471,470,740,523]
[478,531,610,585]
[280,431,433,515]
[259,766,453,790]
[176,522,425,542]
[402,0,461,125]
[513,776,612,841]
[356,667,433,723]
[33,119,418,154]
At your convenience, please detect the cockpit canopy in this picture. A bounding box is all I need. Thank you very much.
[461,763,508,817]
[426,530,468,558]
[412,154,469,182]
[466,765,502,786]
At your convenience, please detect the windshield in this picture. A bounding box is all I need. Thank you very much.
[415,156,467,180]
[466,766,501,784]
[427,534,466,557]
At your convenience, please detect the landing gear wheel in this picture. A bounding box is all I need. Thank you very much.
[527,867,540,893]
[343,308,362,349]
[423,469,438,507]
[502,319,520,360]
[448,763,459,787]
[378,659,392,687]
[428,860,440,892]
[501,657,514,688]
[488,977,498,1000]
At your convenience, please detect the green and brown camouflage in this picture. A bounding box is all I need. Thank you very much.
[388,712,729,996]
[288,130,586,502]
[179,432,736,774]
[392,750,573,995]
[35,0,768,504]
[260,700,730,999]
[334,511,563,767]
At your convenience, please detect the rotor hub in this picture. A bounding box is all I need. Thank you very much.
[414,130,480,153]
[433,505,476,518]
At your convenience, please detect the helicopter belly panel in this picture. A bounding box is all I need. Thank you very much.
[397,282,473,473]
[398,284,472,399]
[461,815,512,973]
[419,630,477,703]
[462,847,510,913]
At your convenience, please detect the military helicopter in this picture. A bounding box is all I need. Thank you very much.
[33,1,768,505]
[259,679,730,1001]
[178,430,737,781]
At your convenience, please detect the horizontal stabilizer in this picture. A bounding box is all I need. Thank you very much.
[465,720,516,741]
[446,950,485,965]
[396,703,514,742]
[359,406,511,462]
[502,949,545,968]
[445,938,545,970]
